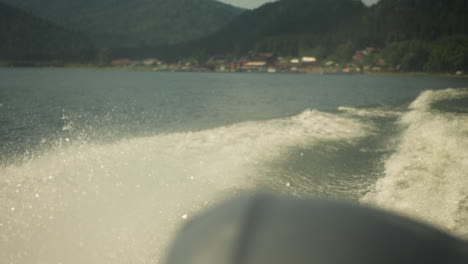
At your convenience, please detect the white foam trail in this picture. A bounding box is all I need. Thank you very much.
[363,88,468,238]
[338,106,403,118]
[0,110,371,264]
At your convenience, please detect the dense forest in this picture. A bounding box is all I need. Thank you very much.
[1,0,467,72]
[365,0,468,72]
[0,2,94,63]
[131,0,467,73]
[0,0,244,47]
[111,0,368,61]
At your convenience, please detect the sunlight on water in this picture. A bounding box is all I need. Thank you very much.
[0,110,372,264]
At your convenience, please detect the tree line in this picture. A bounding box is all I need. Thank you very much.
[2,0,467,72]
[123,0,467,73]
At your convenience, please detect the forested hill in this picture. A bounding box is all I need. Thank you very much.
[362,0,468,72]
[0,2,94,62]
[122,0,368,60]
[194,0,368,55]
[2,0,466,72]
[189,0,467,56]
[0,0,245,48]
[364,0,468,45]
[141,0,466,72]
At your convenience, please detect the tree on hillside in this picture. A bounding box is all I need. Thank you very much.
[424,34,468,72]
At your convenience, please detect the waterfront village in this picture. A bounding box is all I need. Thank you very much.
[110,48,389,75]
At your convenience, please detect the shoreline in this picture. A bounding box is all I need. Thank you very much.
[362,71,465,78]
[0,64,466,78]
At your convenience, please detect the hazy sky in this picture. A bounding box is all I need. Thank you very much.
[219,0,380,9]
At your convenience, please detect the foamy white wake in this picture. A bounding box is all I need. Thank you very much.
[0,110,371,264]
[338,106,403,118]
[363,88,468,238]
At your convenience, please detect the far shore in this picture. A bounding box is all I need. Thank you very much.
[362,71,466,78]
[0,63,466,79]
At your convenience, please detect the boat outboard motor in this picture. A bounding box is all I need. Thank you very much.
[164,193,468,264]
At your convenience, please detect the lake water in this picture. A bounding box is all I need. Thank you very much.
[1,68,467,263]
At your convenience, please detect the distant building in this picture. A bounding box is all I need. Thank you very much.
[244,61,267,67]
[143,58,160,66]
[353,51,364,60]
[131,61,145,67]
[274,61,291,72]
[249,52,274,61]
[290,58,300,64]
[342,67,352,73]
[230,61,245,72]
[241,61,268,72]
[301,57,317,63]
[111,59,132,67]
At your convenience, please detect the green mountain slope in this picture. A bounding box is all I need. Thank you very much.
[0,0,245,47]
[152,0,465,71]
[199,0,367,54]
[362,0,468,71]
[190,0,467,56]
[0,2,94,61]
[364,0,468,46]
[136,0,367,60]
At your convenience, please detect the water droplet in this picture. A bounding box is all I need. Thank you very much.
[286,182,291,187]
[10,207,15,211]
[35,193,40,198]
[181,214,188,219]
